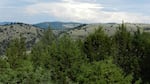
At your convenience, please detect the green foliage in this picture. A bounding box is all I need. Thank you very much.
[49,35,86,83]
[31,28,55,68]
[113,23,133,73]
[0,64,52,84]
[139,32,150,83]
[113,23,142,79]
[77,58,133,84]
[1,24,150,84]
[1,35,53,84]
[6,37,27,69]
[83,27,113,62]
[41,28,56,45]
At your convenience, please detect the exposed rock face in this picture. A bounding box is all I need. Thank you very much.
[0,23,44,55]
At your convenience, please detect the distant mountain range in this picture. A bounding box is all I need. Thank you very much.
[33,22,83,30]
[0,22,13,25]
[0,22,85,30]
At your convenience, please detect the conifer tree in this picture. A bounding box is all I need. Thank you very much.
[113,23,142,82]
[6,37,27,69]
[49,35,85,83]
[83,26,113,62]
[31,28,55,68]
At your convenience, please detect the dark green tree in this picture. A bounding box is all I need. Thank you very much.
[83,27,113,62]
[113,23,142,82]
[6,37,27,69]
[139,32,150,83]
[31,28,55,68]
[49,35,86,83]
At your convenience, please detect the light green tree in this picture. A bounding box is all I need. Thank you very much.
[77,58,134,84]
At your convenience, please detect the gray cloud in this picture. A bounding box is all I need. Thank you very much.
[0,0,150,23]
[24,0,150,23]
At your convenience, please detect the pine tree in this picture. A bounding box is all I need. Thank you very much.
[113,23,142,82]
[6,37,27,69]
[31,28,55,68]
[83,26,113,62]
[49,35,86,83]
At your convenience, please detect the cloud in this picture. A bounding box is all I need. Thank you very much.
[25,0,102,20]
[21,0,150,23]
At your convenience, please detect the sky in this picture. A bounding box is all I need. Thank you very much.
[0,0,150,23]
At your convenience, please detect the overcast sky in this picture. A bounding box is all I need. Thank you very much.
[0,0,150,23]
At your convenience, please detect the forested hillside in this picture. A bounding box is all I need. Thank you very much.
[0,23,44,55]
[0,23,150,84]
